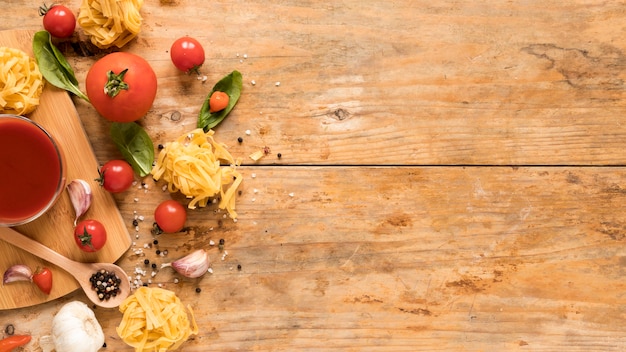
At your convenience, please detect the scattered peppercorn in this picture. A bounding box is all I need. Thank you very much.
[158,144,164,150]
[132,219,139,227]
[237,264,242,271]
[218,238,225,251]
[144,259,150,265]
[103,342,107,348]
[277,153,282,158]
[195,287,201,293]
[237,137,243,143]
[151,263,157,269]
[5,324,15,335]
[156,250,161,255]
[153,239,158,245]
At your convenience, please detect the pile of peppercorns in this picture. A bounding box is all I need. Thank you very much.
[90,269,122,301]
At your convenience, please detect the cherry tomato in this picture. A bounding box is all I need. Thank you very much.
[209,91,229,113]
[32,267,52,295]
[97,160,134,193]
[74,219,107,252]
[39,4,76,39]
[170,37,205,74]
[0,335,32,352]
[154,200,187,233]
[86,52,157,122]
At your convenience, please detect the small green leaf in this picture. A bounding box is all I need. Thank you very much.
[197,70,242,131]
[110,122,154,177]
[32,31,89,102]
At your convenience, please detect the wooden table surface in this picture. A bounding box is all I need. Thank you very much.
[2,1,626,351]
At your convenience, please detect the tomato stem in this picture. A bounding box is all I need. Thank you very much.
[104,69,130,98]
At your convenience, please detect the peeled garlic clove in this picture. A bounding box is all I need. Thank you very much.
[67,179,92,226]
[3,264,33,284]
[161,249,210,278]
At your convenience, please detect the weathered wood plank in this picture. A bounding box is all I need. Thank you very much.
[3,166,626,350]
[4,0,626,165]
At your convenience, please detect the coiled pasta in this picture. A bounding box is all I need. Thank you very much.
[77,0,144,49]
[0,47,44,115]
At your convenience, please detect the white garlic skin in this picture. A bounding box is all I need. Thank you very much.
[51,301,105,352]
[2,264,33,284]
[162,249,210,278]
[66,179,92,226]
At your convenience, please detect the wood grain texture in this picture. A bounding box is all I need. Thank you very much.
[4,166,626,351]
[0,1,625,351]
[0,30,131,310]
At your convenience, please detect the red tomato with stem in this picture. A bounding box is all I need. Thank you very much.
[39,4,76,38]
[74,219,107,252]
[170,37,205,74]
[209,91,229,112]
[32,267,53,294]
[86,52,157,122]
[97,160,134,193]
[154,200,187,233]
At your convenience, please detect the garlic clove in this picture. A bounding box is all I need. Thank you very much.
[66,179,92,226]
[3,264,33,284]
[161,249,210,278]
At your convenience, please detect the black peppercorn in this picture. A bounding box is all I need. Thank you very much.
[144,259,150,265]
[237,137,243,143]
[195,287,202,293]
[277,153,282,158]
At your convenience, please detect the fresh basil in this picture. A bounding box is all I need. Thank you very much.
[197,70,242,131]
[32,31,89,102]
[110,122,154,177]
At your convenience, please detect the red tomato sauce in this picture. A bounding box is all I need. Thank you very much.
[0,116,63,224]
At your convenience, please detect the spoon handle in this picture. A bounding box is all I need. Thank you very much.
[0,227,78,273]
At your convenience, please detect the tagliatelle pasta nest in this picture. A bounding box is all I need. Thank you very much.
[117,287,198,352]
[151,128,242,219]
[77,0,144,49]
[0,47,44,115]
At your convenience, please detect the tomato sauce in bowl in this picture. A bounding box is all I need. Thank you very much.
[0,114,66,226]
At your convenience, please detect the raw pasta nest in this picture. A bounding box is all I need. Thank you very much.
[0,47,44,115]
[151,128,242,219]
[117,287,198,352]
[77,0,144,49]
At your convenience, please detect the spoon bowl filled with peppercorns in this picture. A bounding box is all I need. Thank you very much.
[0,226,130,308]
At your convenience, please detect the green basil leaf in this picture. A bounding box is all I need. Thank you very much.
[110,122,154,177]
[32,31,89,102]
[197,70,242,131]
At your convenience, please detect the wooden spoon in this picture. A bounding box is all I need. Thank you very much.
[0,226,130,308]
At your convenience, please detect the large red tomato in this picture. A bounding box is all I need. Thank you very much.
[86,52,157,122]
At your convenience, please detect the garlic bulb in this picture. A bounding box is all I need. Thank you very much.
[40,301,105,352]
[161,249,210,278]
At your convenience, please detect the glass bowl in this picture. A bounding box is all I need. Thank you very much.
[0,114,66,226]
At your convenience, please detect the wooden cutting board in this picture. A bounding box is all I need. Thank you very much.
[0,30,131,309]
